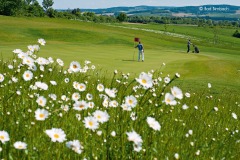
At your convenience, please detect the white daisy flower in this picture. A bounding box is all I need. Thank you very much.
[50,80,57,85]
[72,92,80,101]
[121,103,132,111]
[69,61,81,72]
[13,49,23,54]
[18,52,28,60]
[14,141,27,150]
[40,65,44,71]
[61,95,69,101]
[23,70,33,81]
[232,113,238,119]
[0,74,4,83]
[188,130,193,135]
[35,81,48,90]
[125,95,137,108]
[88,102,95,108]
[66,140,83,154]
[109,100,118,107]
[75,114,81,121]
[195,150,200,156]
[105,88,117,98]
[164,77,170,84]
[185,92,191,98]
[83,116,99,131]
[22,56,35,67]
[56,59,64,66]
[73,81,79,89]
[164,93,177,105]
[38,38,46,45]
[171,86,183,99]
[133,142,142,152]
[0,131,10,143]
[27,45,35,52]
[208,83,212,88]
[93,110,110,123]
[182,104,189,110]
[61,105,69,112]
[102,98,109,108]
[111,131,116,137]
[97,131,102,136]
[126,130,143,144]
[175,73,180,78]
[36,57,49,65]
[146,117,161,131]
[174,153,180,159]
[78,83,86,92]
[73,100,88,111]
[135,72,153,89]
[12,77,18,83]
[36,96,47,107]
[86,93,93,100]
[48,57,54,63]
[35,108,49,121]
[64,78,69,83]
[8,65,13,69]
[97,84,104,92]
[49,94,57,100]
[45,128,66,143]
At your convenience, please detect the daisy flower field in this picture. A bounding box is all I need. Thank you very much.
[0,39,239,159]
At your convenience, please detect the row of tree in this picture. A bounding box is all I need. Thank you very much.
[127,15,240,28]
[0,0,54,16]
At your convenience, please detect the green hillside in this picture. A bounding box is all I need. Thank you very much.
[0,16,240,93]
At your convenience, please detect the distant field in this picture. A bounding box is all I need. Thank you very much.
[0,15,240,93]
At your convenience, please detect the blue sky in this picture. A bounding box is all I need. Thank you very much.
[37,0,240,9]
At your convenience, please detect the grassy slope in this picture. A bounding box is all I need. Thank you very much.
[0,16,239,94]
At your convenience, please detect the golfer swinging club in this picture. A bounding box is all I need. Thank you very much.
[135,41,144,62]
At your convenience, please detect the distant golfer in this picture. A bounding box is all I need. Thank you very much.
[135,41,144,62]
[187,39,191,53]
[193,44,200,53]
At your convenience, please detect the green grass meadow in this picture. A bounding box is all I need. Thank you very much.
[1,16,239,91]
[0,16,240,159]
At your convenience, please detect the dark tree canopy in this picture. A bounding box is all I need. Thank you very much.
[42,0,54,10]
[117,12,127,22]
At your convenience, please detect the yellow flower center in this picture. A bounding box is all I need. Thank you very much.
[129,100,133,104]
[73,64,77,69]
[142,79,147,84]
[89,121,93,126]
[39,113,44,118]
[18,145,23,149]
[0,136,5,139]
[54,134,59,139]
[166,98,171,103]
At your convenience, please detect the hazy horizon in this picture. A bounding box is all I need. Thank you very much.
[36,0,240,9]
